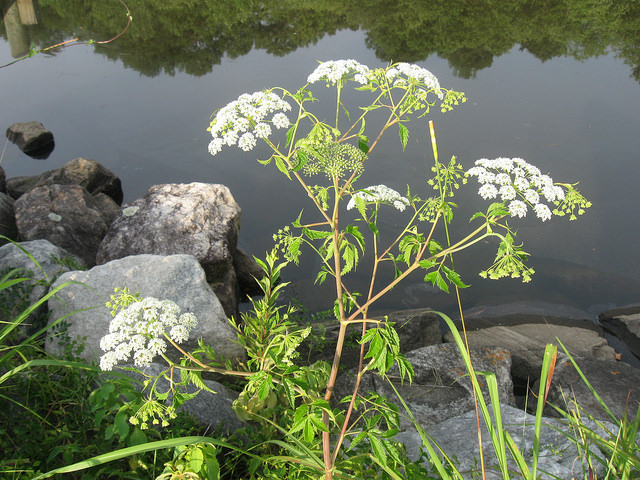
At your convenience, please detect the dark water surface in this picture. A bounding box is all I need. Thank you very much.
[1,2,639,319]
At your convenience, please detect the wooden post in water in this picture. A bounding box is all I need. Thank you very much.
[2,2,29,58]
[16,0,37,25]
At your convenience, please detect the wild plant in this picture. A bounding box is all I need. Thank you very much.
[39,61,594,479]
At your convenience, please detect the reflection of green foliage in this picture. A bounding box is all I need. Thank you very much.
[1,0,638,81]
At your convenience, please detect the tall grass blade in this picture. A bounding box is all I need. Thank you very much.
[33,436,243,479]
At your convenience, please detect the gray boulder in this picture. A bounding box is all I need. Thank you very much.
[300,309,443,370]
[96,183,242,317]
[46,254,245,365]
[234,247,266,298]
[443,302,615,384]
[6,157,123,204]
[0,192,17,243]
[14,184,118,266]
[599,305,640,360]
[537,355,640,421]
[6,121,54,158]
[0,239,84,340]
[396,403,614,480]
[336,343,515,428]
[444,323,616,383]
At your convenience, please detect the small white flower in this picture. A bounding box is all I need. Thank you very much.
[147,337,167,355]
[208,138,223,156]
[524,189,540,204]
[272,112,289,129]
[169,324,190,344]
[508,200,528,218]
[100,332,121,352]
[534,203,552,221]
[513,176,530,191]
[254,122,272,139]
[133,349,154,368]
[478,184,498,200]
[499,185,516,201]
[208,90,291,156]
[495,173,511,185]
[179,312,198,330]
[238,132,256,151]
[222,130,238,146]
[100,351,118,371]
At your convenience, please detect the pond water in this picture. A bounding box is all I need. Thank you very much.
[1,1,639,320]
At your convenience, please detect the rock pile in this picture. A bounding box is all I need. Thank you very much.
[2,155,640,479]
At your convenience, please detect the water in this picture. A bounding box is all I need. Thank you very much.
[1,2,639,319]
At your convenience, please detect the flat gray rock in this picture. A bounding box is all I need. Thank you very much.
[396,403,614,480]
[599,305,640,360]
[444,323,616,383]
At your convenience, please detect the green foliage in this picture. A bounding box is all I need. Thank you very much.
[3,1,639,83]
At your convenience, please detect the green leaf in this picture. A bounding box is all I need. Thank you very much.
[292,150,308,171]
[358,134,369,154]
[302,227,332,240]
[345,224,365,251]
[274,157,291,179]
[442,265,469,289]
[368,221,379,236]
[257,373,272,400]
[369,435,387,466]
[282,378,296,408]
[187,446,204,473]
[113,410,130,439]
[424,271,449,293]
[398,123,409,151]
[285,125,296,147]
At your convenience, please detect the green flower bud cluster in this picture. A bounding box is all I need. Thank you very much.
[552,184,592,220]
[302,142,366,179]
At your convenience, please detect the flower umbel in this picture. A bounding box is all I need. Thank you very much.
[307,59,370,85]
[207,90,291,156]
[467,157,575,222]
[99,295,198,371]
[347,185,409,212]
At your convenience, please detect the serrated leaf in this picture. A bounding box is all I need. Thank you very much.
[398,123,409,151]
[274,157,291,179]
[345,224,365,251]
[282,378,296,408]
[292,150,308,171]
[257,374,272,400]
[315,268,329,284]
[442,265,469,288]
[424,270,449,293]
[427,240,443,255]
[369,435,387,466]
[302,227,332,240]
[368,221,379,236]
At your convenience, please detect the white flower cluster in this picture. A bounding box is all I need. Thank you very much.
[467,157,565,222]
[99,297,198,371]
[384,62,443,100]
[208,91,291,156]
[347,185,409,212]
[307,59,371,85]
